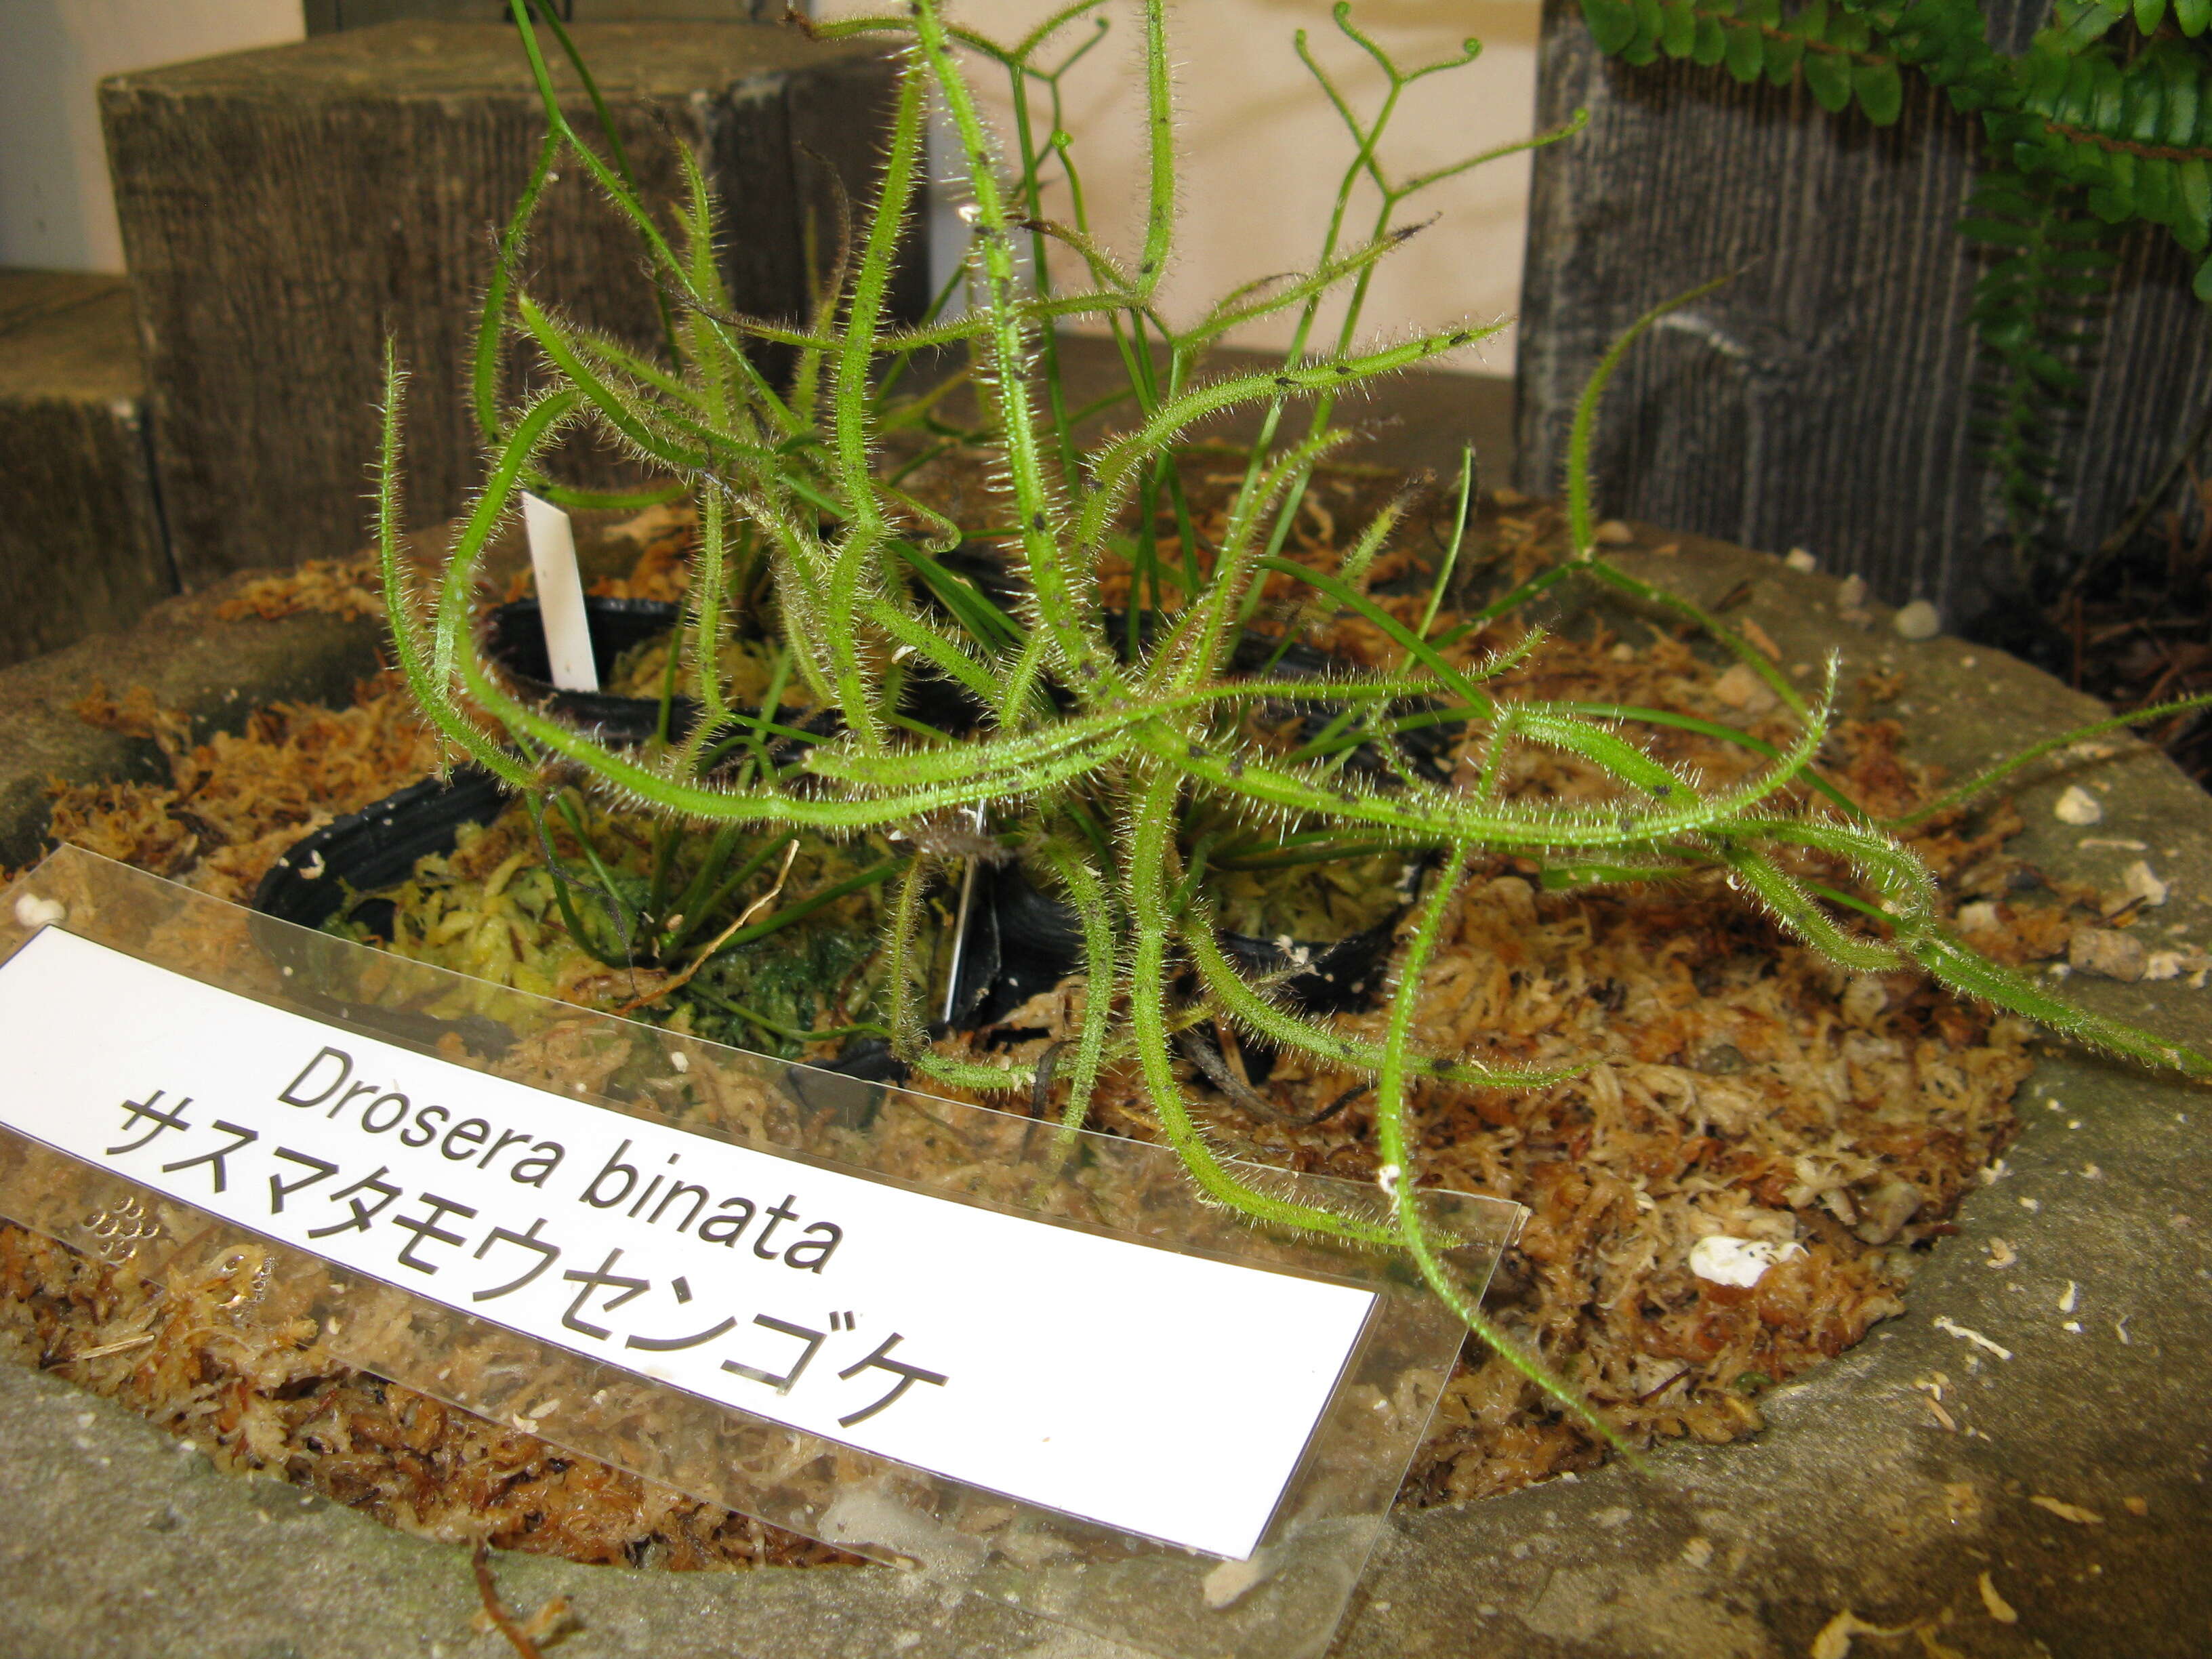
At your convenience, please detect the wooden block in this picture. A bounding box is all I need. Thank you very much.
[101,22,919,587]
[1515,0,2209,619]
[0,271,172,670]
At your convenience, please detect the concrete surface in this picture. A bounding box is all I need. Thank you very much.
[1,518,2207,1655]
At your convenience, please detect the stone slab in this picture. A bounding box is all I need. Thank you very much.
[1340,531,2212,1657]
[1,523,2207,1654]
[0,575,386,872]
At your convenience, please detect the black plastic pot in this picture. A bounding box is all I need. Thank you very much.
[941,859,1401,1036]
[250,765,518,1058]
[485,596,698,743]
[485,586,1460,783]
[256,593,1430,1080]
[485,594,983,747]
[254,766,508,938]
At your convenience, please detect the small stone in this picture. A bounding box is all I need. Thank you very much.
[1837,574,1870,611]
[1892,598,1941,641]
[1489,485,1529,508]
[1694,1043,1746,1075]
[1689,1234,1806,1288]
[1784,547,1817,572]
[12,893,66,931]
[1593,518,1635,546]
[1740,618,1783,660]
[2070,928,2147,982]
[2053,785,2104,826]
[1979,1572,2019,1624]
[1957,901,2001,933]
[1681,1535,1715,1568]
[2123,860,2169,908]
[1711,661,1778,714]
[2144,951,2185,981]
[1202,1556,1270,1609]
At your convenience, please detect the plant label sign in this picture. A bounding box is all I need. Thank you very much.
[0,925,1377,1560]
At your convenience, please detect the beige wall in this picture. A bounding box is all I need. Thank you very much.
[822,0,1540,365]
[0,0,306,272]
[0,0,1540,361]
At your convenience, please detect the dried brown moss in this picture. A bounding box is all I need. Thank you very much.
[2,487,2100,1559]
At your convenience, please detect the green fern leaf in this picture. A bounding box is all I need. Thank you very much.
[1724,20,1765,81]
[2057,52,2098,127]
[2156,43,2201,144]
[1660,0,1697,56]
[1625,0,1664,64]
[2178,0,2210,35]
[1694,13,1729,65]
[2127,74,2163,150]
[2051,0,2129,51]
[1806,48,1856,112]
[2180,160,2212,251]
[2137,0,2168,28]
[2139,155,2177,228]
[1855,59,1906,124]
[2021,44,2069,117]
[1765,30,1805,85]
[1584,0,1642,56]
[2087,150,2137,221]
[2092,54,2125,135]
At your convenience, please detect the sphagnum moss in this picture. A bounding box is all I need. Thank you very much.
[376,0,2212,1455]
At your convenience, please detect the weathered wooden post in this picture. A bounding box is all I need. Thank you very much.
[1514,0,2210,627]
[0,273,170,669]
[101,21,918,586]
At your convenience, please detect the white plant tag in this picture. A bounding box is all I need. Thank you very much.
[0,925,1378,1560]
[522,491,598,691]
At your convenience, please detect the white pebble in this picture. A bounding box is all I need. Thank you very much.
[2123,860,2169,908]
[2053,785,2104,826]
[1711,661,1779,714]
[2069,928,2146,981]
[1689,1234,1805,1288]
[12,894,66,931]
[1784,548,1817,572]
[1892,599,1940,641]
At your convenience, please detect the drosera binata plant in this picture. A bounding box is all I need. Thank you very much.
[374,0,2212,1458]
